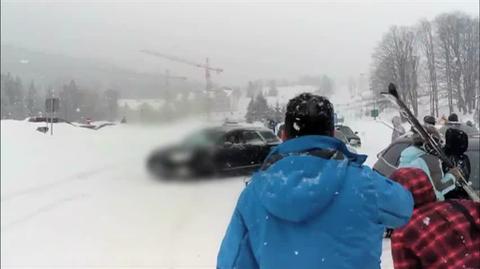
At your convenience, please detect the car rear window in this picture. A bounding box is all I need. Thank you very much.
[382,142,411,167]
[242,131,265,145]
[334,131,348,143]
[258,130,281,143]
[337,126,355,136]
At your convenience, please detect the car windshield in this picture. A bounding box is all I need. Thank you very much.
[183,129,225,147]
[334,131,348,143]
[337,126,355,136]
[258,130,281,143]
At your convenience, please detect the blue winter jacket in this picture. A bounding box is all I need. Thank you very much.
[217,135,414,269]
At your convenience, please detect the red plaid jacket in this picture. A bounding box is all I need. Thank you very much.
[390,168,480,269]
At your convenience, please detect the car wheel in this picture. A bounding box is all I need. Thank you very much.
[192,156,217,177]
[147,154,172,179]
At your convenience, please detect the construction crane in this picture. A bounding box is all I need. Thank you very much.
[162,69,187,87]
[140,49,223,91]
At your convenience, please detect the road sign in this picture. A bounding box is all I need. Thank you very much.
[45,98,60,113]
[45,98,60,135]
[370,109,379,118]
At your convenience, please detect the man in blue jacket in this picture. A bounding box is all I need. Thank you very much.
[217,93,414,269]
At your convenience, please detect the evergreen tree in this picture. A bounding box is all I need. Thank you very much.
[255,92,270,120]
[267,80,278,96]
[26,81,40,117]
[12,76,26,119]
[246,81,256,98]
[273,101,285,122]
[104,89,119,121]
[245,97,255,123]
[245,92,273,123]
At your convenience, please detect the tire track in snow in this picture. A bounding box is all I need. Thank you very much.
[1,158,137,202]
[1,193,89,231]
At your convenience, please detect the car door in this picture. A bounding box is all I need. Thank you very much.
[373,140,412,177]
[215,130,245,170]
[257,130,281,162]
[240,130,267,167]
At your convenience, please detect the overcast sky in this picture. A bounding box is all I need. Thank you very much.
[1,0,479,86]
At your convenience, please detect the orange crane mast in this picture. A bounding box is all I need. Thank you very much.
[140,49,223,91]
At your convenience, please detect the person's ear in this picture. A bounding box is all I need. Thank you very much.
[281,129,287,141]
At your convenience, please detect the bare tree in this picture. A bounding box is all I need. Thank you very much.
[417,19,439,116]
[460,16,479,113]
[371,26,419,115]
[434,12,472,114]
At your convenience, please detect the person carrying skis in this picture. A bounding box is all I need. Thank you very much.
[442,128,472,199]
[391,115,406,142]
[398,125,463,201]
[217,93,414,269]
[389,168,480,269]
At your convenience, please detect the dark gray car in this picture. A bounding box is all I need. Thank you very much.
[373,134,479,191]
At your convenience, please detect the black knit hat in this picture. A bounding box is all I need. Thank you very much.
[284,93,334,139]
[448,113,459,122]
[423,115,436,125]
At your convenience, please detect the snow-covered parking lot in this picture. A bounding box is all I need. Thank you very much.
[1,118,395,268]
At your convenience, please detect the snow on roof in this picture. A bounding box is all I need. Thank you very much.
[263,85,318,107]
[118,99,166,110]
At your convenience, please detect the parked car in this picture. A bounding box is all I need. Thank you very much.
[438,122,479,137]
[147,125,282,178]
[335,124,361,147]
[28,116,67,123]
[373,134,479,191]
[335,130,357,153]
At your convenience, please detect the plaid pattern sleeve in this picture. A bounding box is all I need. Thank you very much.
[391,201,480,269]
[391,231,421,269]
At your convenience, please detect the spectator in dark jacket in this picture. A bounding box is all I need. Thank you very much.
[390,168,480,269]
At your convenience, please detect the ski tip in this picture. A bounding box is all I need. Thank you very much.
[388,83,399,98]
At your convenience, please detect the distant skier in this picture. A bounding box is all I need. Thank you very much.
[391,115,406,142]
[389,168,480,269]
[217,93,413,269]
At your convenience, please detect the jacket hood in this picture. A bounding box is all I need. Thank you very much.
[251,135,366,222]
[390,168,436,207]
[399,146,425,165]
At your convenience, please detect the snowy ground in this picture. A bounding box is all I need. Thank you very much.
[1,117,395,269]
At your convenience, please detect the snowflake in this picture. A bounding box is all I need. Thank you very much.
[293,122,301,131]
[422,217,430,226]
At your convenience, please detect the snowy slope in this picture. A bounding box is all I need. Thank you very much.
[1,118,395,268]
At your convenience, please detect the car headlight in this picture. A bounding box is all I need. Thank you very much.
[169,151,193,162]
